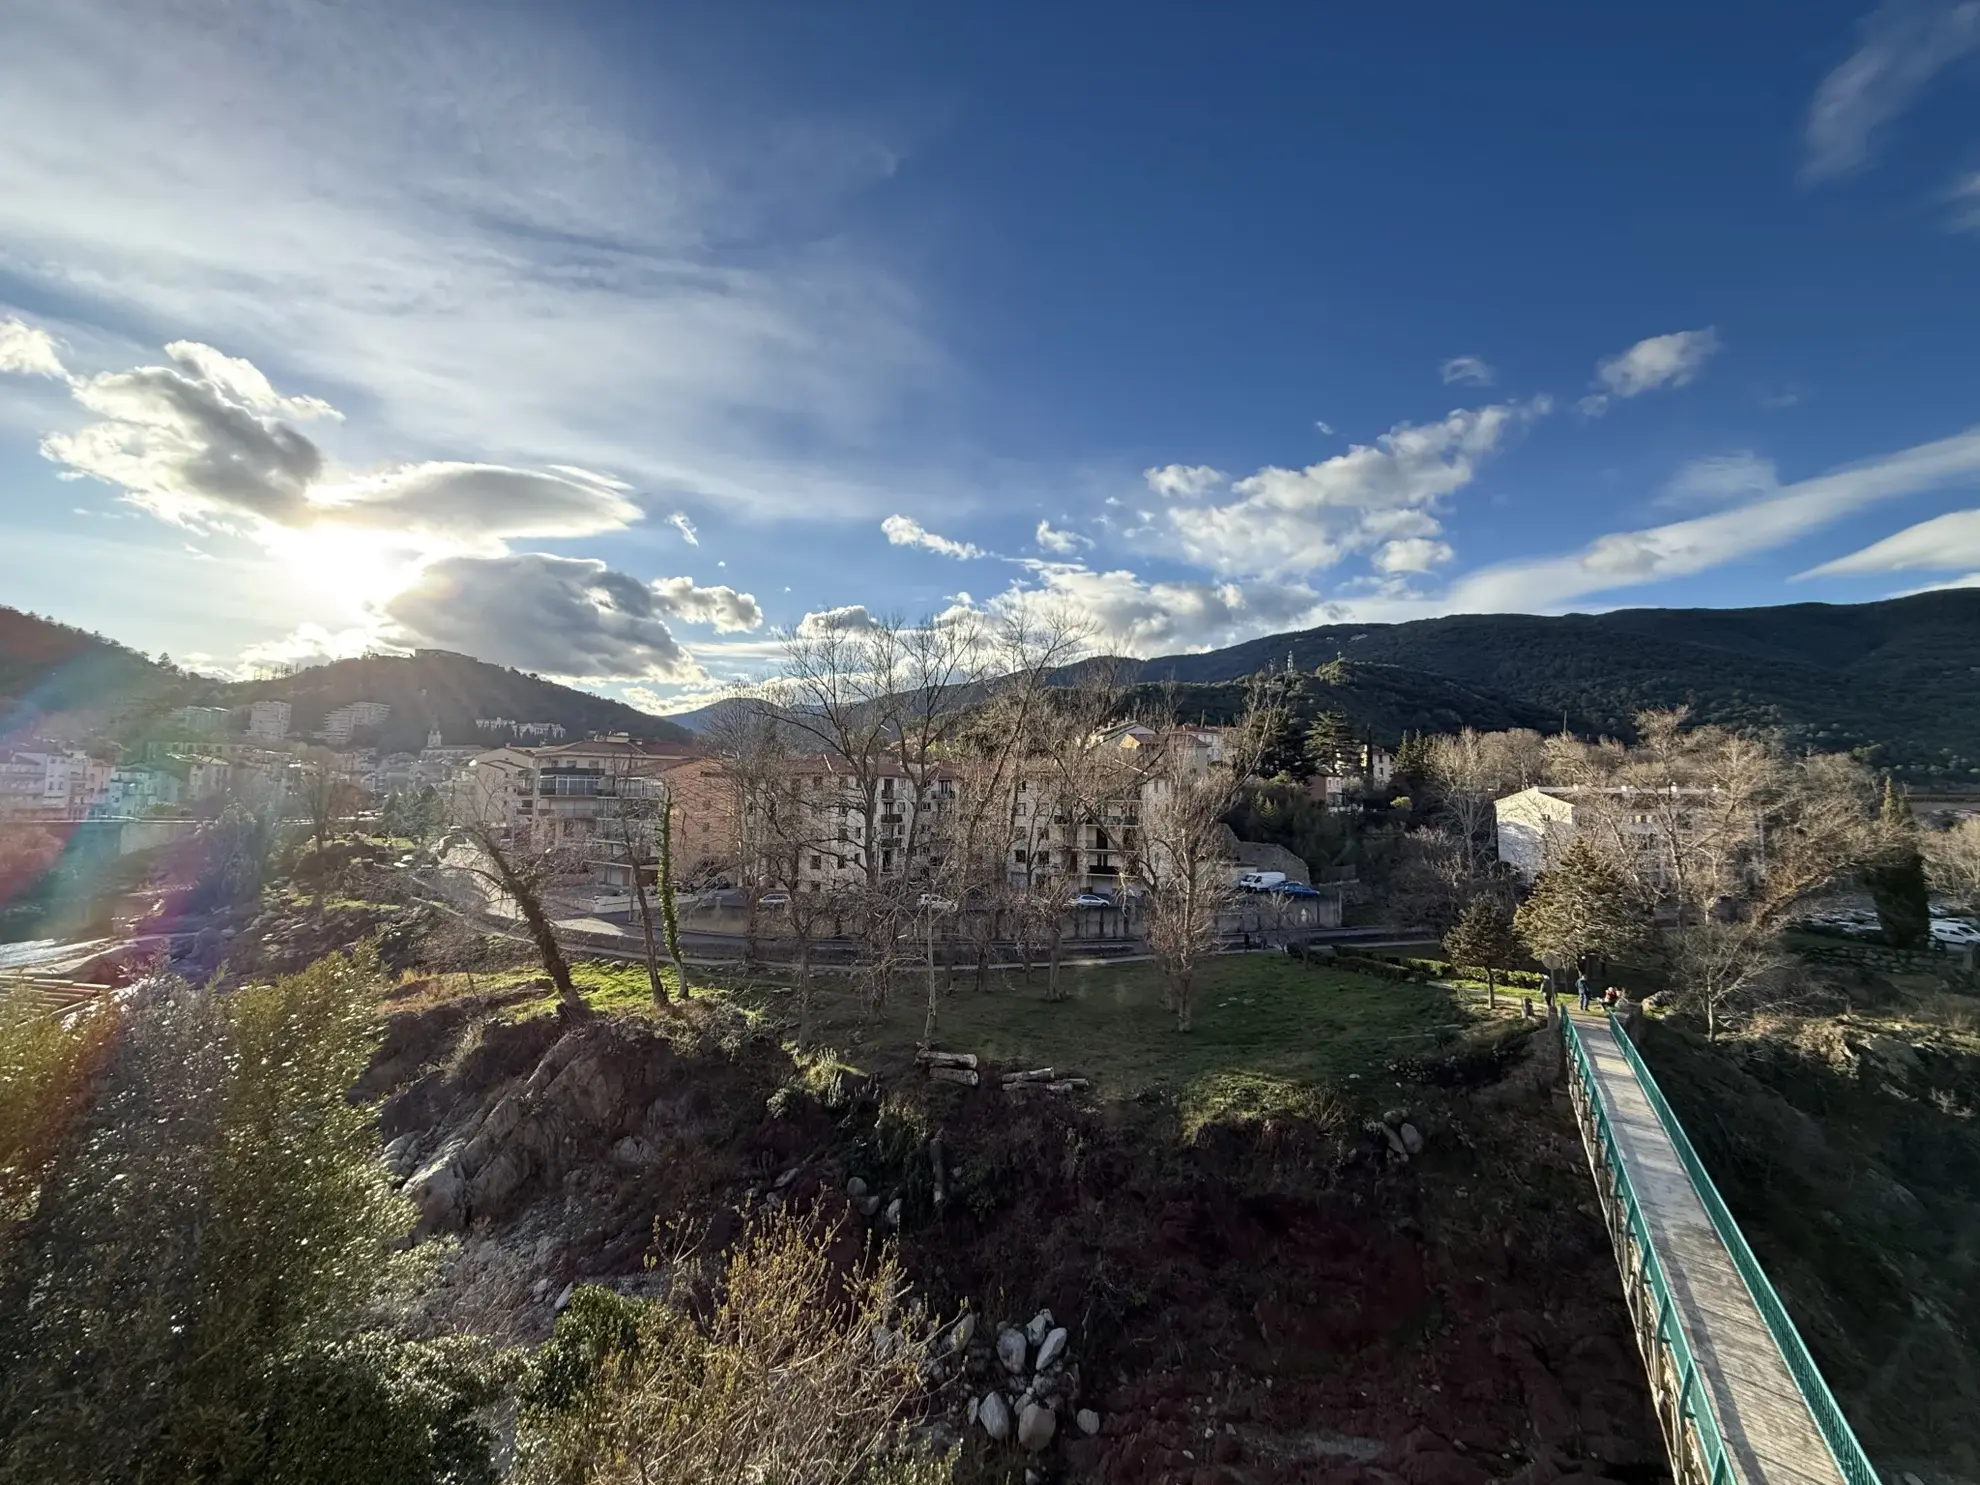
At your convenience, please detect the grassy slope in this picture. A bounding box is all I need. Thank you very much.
[1640,1010,1980,1476]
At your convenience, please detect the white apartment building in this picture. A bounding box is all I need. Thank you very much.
[323,701,391,745]
[248,698,292,741]
[1495,783,1738,885]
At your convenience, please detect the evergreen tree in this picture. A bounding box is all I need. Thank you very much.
[1304,709,1358,778]
[1513,838,1645,978]
[1444,895,1519,1009]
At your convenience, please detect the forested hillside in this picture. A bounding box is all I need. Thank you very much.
[0,607,178,731]
[209,651,694,751]
[1134,591,1980,780]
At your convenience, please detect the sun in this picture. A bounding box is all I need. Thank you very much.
[260,524,432,618]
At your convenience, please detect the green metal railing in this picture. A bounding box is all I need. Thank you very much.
[1562,1015,1734,1485]
[1603,1018,1879,1485]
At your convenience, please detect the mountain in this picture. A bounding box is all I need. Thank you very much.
[1131,590,1980,780]
[0,606,178,734]
[206,651,695,752]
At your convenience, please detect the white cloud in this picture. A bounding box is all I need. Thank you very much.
[236,622,380,675]
[668,511,700,546]
[1658,451,1780,508]
[1440,355,1496,387]
[1034,518,1092,555]
[36,339,646,555]
[1160,398,1547,580]
[1314,420,1335,436]
[1577,394,1612,419]
[1449,425,1980,611]
[1143,464,1226,499]
[967,562,1340,656]
[648,575,763,631]
[1373,537,1455,574]
[1805,0,1980,181]
[797,603,882,636]
[1595,328,1721,399]
[0,2,933,524]
[380,553,708,681]
[0,317,66,378]
[881,513,985,560]
[1800,507,1980,575]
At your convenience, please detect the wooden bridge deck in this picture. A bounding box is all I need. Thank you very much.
[1575,1013,1848,1485]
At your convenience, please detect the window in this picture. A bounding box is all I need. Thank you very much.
[810,854,822,870]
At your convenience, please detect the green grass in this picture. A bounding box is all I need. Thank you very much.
[735,955,1483,1118]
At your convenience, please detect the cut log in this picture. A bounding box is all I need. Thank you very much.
[927,1066,979,1086]
[917,1050,979,1069]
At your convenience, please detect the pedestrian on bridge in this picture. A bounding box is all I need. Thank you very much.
[1575,971,1592,1013]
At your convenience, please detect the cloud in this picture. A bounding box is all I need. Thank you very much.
[1804,0,1980,181]
[1449,425,1980,611]
[0,2,934,524]
[797,603,882,636]
[1373,537,1456,574]
[1034,519,1092,555]
[380,553,708,681]
[1314,420,1335,436]
[881,513,985,560]
[1159,398,1547,579]
[1657,451,1780,508]
[649,575,763,631]
[1143,464,1227,499]
[236,622,380,675]
[0,317,65,378]
[668,511,700,546]
[1440,355,1496,387]
[1800,507,1980,575]
[968,562,1339,656]
[36,338,645,552]
[1594,328,1720,399]
[1950,171,1980,232]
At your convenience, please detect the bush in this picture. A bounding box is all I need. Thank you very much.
[517,1214,952,1485]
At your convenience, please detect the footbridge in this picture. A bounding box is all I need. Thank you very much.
[1562,1012,1879,1485]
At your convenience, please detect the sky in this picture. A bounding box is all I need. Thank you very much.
[5,0,1980,713]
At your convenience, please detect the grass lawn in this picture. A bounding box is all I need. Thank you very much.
[394,952,1506,1127]
[747,954,1487,1126]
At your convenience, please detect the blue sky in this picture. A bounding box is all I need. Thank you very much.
[4,0,1980,711]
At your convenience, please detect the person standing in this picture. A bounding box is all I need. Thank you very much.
[1576,971,1592,1013]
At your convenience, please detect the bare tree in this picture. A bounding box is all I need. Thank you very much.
[440,771,585,1016]
[294,747,362,910]
[1569,711,1880,1037]
[1125,711,1264,1032]
[596,779,692,1004]
[1924,816,1980,910]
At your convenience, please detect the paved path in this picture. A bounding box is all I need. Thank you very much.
[1575,1013,1848,1485]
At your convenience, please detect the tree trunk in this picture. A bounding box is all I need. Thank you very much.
[630,868,667,1005]
[922,914,938,1048]
[1486,966,1497,1010]
[796,936,813,1050]
[656,798,689,999]
[1174,967,1193,1032]
[1047,921,1065,1002]
[510,876,578,1011]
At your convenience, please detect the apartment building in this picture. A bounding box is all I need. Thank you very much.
[247,698,291,742]
[323,701,391,745]
[1495,783,1740,885]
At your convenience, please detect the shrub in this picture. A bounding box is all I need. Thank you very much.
[517,1214,952,1485]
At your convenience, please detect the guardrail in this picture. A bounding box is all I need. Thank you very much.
[1562,1015,1734,1485]
[1603,1019,1879,1485]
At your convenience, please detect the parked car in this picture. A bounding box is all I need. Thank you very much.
[759,890,791,908]
[1235,870,1287,891]
[917,893,957,912]
[1930,918,1980,946]
[1263,881,1322,898]
[1069,892,1112,908]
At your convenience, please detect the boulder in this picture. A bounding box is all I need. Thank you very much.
[883,1197,902,1229]
[948,1312,977,1353]
[1399,1122,1425,1156]
[1077,1408,1102,1436]
[846,1175,868,1201]
[1382,1124,1410,1160]
[1035,1326,1068,1371]
[1025,1309,1055,1345]
[979,1391,1013,1442]
[998,1327,1029,1374]
[1018,1401,1057,1453]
